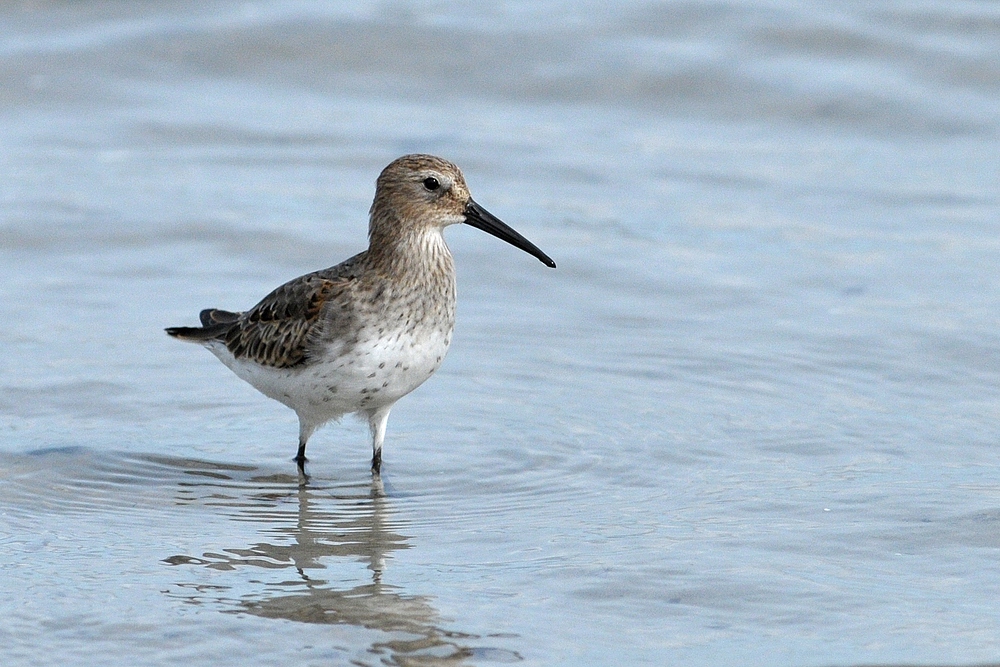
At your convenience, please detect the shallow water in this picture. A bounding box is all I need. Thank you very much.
[2,1,1000,665]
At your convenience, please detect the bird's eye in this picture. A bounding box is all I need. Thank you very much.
[422,177,440,191]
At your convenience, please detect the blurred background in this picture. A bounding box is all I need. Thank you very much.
[1,1,999,665]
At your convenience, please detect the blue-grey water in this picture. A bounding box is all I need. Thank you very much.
[2,1,1000,665]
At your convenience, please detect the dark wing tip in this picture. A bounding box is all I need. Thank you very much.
[165,326,195,339]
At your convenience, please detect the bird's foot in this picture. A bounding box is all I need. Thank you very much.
[293,450,309,481]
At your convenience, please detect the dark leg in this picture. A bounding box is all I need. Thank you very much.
[366,406,391,477]
[294,440,309,485]
[295,419,315,468]
[294,438,308,465]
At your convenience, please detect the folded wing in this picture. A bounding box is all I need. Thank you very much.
[166,267,357,369]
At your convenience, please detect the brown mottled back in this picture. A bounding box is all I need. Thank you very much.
[167,254,366,368]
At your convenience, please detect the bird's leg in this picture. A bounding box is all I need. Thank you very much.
[366,405,393,476]
[295,417,317,466]
[294,439,308,481]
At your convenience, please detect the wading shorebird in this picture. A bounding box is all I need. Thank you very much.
[166,154,555,474]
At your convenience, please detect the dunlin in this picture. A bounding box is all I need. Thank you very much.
[166,154,555,474]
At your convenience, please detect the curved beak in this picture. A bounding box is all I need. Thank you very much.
[463,199,556,268]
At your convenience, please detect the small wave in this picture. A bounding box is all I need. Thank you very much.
[0,447,370,519]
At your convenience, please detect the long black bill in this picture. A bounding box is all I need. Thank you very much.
[463,199,556,268]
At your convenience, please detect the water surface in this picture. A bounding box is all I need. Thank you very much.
[2,1,1000,665]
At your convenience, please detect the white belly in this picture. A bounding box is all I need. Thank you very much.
[206,326,452,425]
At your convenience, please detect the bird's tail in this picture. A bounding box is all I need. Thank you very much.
[165,308,241,342]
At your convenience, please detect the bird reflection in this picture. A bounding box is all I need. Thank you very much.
[158,459,504,666]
